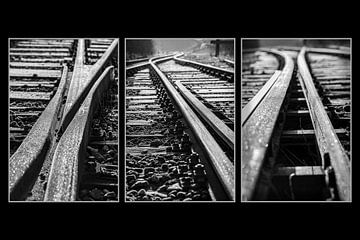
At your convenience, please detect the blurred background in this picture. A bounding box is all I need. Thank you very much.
[242,39,350,49]
[126,38,234,60]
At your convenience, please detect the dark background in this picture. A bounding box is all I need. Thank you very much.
[1,3,357,234]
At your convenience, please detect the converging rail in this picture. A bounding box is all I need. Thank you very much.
[45,40,118,201]
[242,49,294,201]
[125,52,235,201]
[174,56,234,83]
[241,46,351,201]
[9,39,118,201]
[44,66,114,201]
[297,47,350,201]
[151,56,235,200]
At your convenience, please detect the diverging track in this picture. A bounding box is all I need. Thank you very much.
[126,54,235,201]
[241,47,351,201]
[9,39,118,201]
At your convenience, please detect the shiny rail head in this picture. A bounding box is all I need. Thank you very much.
[174,55,233,74]
[44,66,115,202]
[241,50,295,201]
[242,70,282,126]
[60,40,118,134]
[126,54,176,72]
[9,66,69,201]
[149,61,235,200]
[297,47,351,201]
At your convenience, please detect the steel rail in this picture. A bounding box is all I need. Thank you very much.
[9,65,69,200]
[175,81,234,151]
[309,48,350,55]
[150,53,234,150]
[268,46,350,56]
[174,56,234,82]
[150,57,235,200]
[241,49,294,201]
[60,39,118,133]
[297,47,351,201]
[126,54,176,73]
[242,70,282,125]
[44,66,114,201]
[223,59,234,67]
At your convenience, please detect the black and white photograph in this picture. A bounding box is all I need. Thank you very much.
[241,39,351,201]
[8,38,119,202]
[125,38,235,201]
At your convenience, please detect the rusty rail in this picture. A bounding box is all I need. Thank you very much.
[150,57,235,201]
[60,39,118,132]
[44,66,114,201]
[297,47,351,201]
[174,55,234,82]
[241,49,294,201]
[9,65,69,200]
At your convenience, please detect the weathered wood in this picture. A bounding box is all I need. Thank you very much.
[10,81,55,88]
[87,48,107,53]
[194,89,234,94]
[126,120,153,126]
[10,68,62,78]
[126,95,157,100]
[126,146,168,155]
[127,134,164,138]
[126,110,162,115]
[10,48,70,52]
[273,166,325,176]
[191,85,233,89]
[10,127,25,132]
[128,99,157,105]
[197,94,234,98]
[127,104,161,110]
[181,80,228,85]
[14,57,72,63]
[127,86,155,90]
[16,43,72,48]
[203,97,234,102]
[10,91,51,101]
[10,62,62,69]
[10,52,70,57]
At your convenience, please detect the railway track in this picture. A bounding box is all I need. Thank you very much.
[10,39,76,156]
[241,46,351,201]
[9,38,118,201]
[181,54,234,72]
[126,54,235,201]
